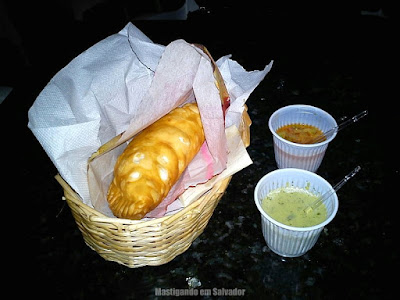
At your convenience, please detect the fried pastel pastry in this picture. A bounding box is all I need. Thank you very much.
[107,103,205,220]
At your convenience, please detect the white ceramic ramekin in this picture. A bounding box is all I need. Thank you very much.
[254,168,339,257]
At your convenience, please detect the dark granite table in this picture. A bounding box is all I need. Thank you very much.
[3,4,395,299]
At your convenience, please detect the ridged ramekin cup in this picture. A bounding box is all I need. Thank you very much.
[268,104,337,172]
[254,168,339,257]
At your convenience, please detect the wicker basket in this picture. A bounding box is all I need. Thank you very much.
[55,109,250,268]
[54,45,252,268]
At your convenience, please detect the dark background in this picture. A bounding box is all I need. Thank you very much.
[1,1,396,299]
[1,1,395,85]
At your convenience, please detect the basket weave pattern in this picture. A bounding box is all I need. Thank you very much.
[57,174,231,267]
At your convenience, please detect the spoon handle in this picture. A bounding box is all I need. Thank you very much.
[331,165,361,193]
[313,110,368,143]
[305,166,361,213]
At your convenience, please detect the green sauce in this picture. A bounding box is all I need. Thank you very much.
[261,186,327,227]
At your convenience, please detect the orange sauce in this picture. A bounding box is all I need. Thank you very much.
[276,124,326,144]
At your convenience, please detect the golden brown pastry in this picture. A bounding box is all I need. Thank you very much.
[107,103,205,220]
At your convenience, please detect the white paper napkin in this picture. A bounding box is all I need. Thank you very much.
[28,22,273,218]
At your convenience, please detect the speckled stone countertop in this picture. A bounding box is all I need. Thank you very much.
[5,6,395,299]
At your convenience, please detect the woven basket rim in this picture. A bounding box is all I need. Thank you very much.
[56,171,227,226]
